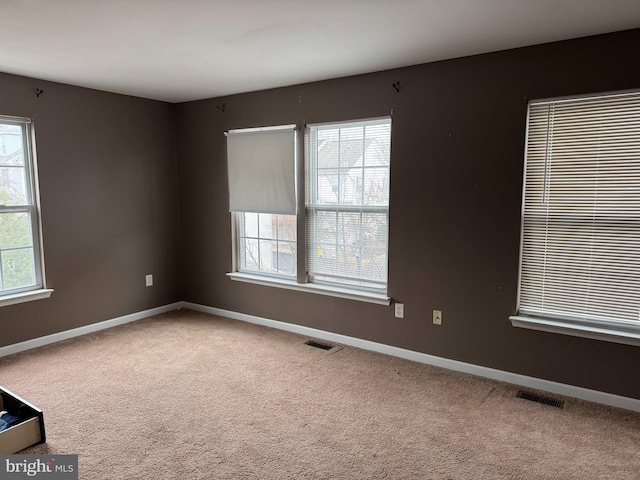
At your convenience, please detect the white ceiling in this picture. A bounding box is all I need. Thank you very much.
[1,0,639,103]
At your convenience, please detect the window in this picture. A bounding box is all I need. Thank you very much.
[0,115,49,304]
[227,124,299,279]
[227,118,392,304]
[511,90,640,345]
[306,118,391,290]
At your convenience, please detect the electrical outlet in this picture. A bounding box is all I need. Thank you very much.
[394,303,404,318]
[433,309,442,325]
[145,274,153,287]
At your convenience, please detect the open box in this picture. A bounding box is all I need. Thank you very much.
[0,386,46,454]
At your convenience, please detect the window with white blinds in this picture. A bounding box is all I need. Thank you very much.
[306,118,391,291]
[516,90,640,331]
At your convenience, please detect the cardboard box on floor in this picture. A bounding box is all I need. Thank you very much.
[0,386,46,454]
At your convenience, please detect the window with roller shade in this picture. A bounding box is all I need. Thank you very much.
[513,90,640,339]
[226,125,297,278]
[227,117,392,301]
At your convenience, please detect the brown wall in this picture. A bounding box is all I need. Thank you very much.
[0,72,181,347]
[175,29,640,400]
[2,29,638,400]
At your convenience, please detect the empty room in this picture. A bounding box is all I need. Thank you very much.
[1,1,639,478]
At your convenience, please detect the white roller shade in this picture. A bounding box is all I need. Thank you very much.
[226,125,296,214]
[518,90,640,328]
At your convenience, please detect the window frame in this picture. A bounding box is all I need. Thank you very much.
[0,115,51,307]
[228,117,392,306]
[510,89,640,346]
[305,117,391,293]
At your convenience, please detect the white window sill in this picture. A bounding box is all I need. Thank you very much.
[227,272,391,306]
[510,315,640,347]
[0,289,54,308]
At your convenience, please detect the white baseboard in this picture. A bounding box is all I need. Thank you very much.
[0,302,182,358]
[182,301,640,413]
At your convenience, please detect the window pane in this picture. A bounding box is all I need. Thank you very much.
[242,212,259,237]
[313,244,337,274]
[257,239,273,271]
[1,247,36,290]
[0,123,28,206]
[317,129,339,168]
[308,208,389,287]
[337,211,361,251]
[0,167,28,206]
[276,215,296,242]
[0,124,24,164]
[360,247,388,280]
[363,212,388,248]
[275,241,296,275]
[363,167,389,205]
[364,124,391,168]
[0,212,32,249]
[315,211,337,244]
[316,168,338,204]
[257,214,275,241]
[338,168,361,205]
[241,238,259,271]
[237,213,296,278]
[313,122,391,208]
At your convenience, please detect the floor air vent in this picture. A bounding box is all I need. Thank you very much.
[517,390,564,409]
[305,340,333,350]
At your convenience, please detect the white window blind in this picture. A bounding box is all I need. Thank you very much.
[226,125,296,214]
[306,118,391,291]
[518,90,640,329]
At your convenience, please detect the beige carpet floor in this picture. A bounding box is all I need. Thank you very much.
[1,309,639,479]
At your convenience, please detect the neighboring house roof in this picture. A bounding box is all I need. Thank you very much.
[318,138,376,169]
